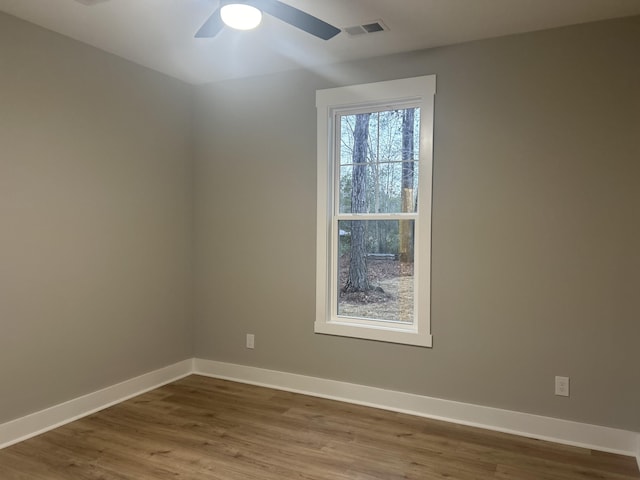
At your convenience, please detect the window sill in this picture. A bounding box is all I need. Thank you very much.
[314,319,432,347]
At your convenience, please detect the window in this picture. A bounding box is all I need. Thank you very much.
[315,75,435,347]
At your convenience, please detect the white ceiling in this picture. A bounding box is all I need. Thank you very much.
[2,0,640,85]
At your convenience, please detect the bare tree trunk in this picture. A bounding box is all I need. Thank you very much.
[343,113,371,293]
[399,108,415,264]
[372,114,382,253]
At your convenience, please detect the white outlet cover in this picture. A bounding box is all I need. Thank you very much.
[555,376,570,397]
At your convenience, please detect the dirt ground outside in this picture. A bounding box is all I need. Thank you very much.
[338,256,414,322]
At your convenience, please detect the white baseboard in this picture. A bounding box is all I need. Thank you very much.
[0,359,193,450]
[194,358,639,458]
[2,357,638,467]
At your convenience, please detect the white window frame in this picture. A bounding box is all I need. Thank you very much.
[315,75,435,347]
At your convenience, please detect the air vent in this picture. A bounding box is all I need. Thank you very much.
[344,20,388,37]
[74,0,110,5]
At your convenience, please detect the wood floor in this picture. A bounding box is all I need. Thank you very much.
[0,375,638,479]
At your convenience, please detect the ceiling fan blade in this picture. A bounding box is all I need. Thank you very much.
[252,0,340,40]
[195,8,224,38]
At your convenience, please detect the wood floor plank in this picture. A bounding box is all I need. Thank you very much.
[0,375,638,479]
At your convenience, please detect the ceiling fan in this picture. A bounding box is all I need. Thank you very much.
[195,0,341,40]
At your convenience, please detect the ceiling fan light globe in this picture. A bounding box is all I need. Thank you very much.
[220,4,263,30]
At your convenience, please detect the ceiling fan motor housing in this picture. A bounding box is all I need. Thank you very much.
[195,0,341,40]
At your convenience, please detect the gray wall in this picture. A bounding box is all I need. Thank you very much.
[193,15,640,432]
[0,13,194,423]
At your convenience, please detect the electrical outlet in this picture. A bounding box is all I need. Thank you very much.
[246,333,255,349]
[555,376,569,397]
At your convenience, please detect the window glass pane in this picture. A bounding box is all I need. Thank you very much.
[337,220,415,324]
[338,107,421,214]
[339,162,419,214]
